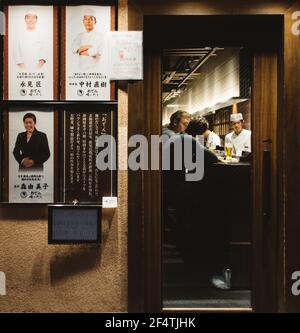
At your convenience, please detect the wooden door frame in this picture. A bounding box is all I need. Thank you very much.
[128,1,300,313]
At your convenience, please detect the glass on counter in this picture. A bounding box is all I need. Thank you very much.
[209,145,216,152]
[225,142,233,160]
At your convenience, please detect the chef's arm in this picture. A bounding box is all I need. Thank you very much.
[88,38,104,57]
[246,136,251,152]
[71,35,81,54]
[224,136,229,148]
[14,40,24,66]
[87,46,100,57]
[38,40,47,64]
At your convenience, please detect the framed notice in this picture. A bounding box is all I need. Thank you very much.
[48,205,101,244]
[6,109,55,203]
[63,109,116,203]
[5,6,56,100]
[109,31,143,80]
[64,5,111,100]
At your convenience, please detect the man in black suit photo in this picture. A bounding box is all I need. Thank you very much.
[13,112,50,171]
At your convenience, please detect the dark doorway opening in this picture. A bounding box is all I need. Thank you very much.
[128,14,283,312]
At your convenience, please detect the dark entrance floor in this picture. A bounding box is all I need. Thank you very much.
[163,243,251,309]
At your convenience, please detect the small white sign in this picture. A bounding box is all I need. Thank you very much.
[0,272,6,296]
[102,196,118,208]
[109,31,143,80]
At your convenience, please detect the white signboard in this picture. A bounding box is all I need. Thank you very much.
[109,31,143,80]
[8,6,54,100]
[9,110,54,203]
[65,6,110,100]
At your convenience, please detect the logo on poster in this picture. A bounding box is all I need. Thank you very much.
[291,271,300,296]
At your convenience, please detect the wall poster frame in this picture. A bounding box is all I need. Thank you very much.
[0,0,118,205]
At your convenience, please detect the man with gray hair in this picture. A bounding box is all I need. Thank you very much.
[162,110,191,138]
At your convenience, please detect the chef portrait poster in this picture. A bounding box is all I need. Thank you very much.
[65,6,110,100]
[8,6,54,100]
[9,110,54,203]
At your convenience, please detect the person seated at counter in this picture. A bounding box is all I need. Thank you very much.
[184,120,232,289]
[225,113,251,156]
[163,118,218,195]
[185,118,219,169]
[162,118,217,263]
[162,110,191,138]
[190,116,221,149]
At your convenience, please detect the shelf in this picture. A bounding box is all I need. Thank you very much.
[0,100,118,111]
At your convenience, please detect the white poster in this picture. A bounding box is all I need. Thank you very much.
[9,110,54,203]
[8,6,54,100]
[109,31,143,80]
[66,6,110,100]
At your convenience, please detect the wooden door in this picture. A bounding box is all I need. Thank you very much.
[252,52,279,312]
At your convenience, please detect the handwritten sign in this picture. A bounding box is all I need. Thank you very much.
[109,31,143,80]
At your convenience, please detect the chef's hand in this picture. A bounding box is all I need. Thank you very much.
[17,63,26,70]
[21,158,35,168]
[79,50,90,56]
[38,59,46,68]
[78,45,92,54]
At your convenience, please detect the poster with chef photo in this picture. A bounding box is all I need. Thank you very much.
[8,110,54,203]
[7,6,54,100]
[65,5,110,100]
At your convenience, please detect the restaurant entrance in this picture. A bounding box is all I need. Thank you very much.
[161,46,253,309]
[129,14,283,312]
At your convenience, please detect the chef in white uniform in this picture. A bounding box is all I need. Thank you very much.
[203,122,221,149]
[71,8,105,71]
[206,131,221,149]
[13,8,46,71]
[225,113,251,156]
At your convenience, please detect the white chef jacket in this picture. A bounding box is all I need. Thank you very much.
[206,131,221,149]
[72,30,105,71]
[225,129,251,155]
[14,29,46,71]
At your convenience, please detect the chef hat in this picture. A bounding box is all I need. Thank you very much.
[25,7,38,17]
[83,8,96,18]
[230,113,243,122]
